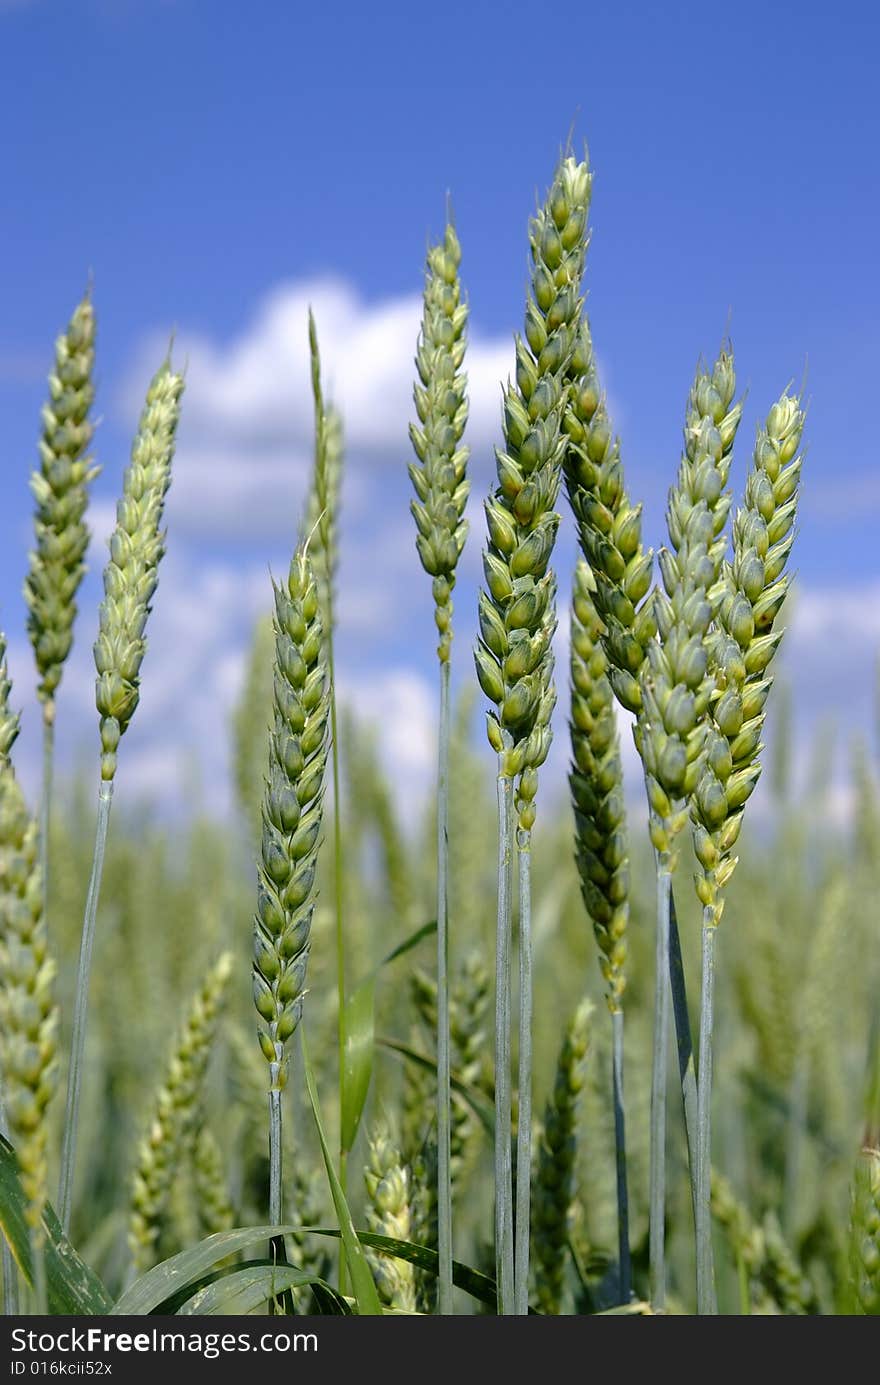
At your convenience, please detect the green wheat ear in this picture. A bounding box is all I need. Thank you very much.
[25,292,98,714]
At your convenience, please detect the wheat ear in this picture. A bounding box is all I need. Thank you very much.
[409,218,469,1314]
[129,954,232,1271]
[475,153,592,1314]
[0,638,58,1312]
[254,546,329,1236]
[364,1124,417,1312]
[193,1127,235,1238]
[532,999,592,1314]
[24,292,98,905]
[690,392,803,1313]
[58,359,184,1233]
[568,559,631,1297]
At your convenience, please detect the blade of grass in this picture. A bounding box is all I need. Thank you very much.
[300,1028,382,1315]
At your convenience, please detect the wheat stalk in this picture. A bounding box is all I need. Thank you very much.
[254,546,329,1236]
[129,953,232,1271]
[58,358,184,1234]
[24,292,98,905]
[409,218,470,1315]
[475,153,592,1314]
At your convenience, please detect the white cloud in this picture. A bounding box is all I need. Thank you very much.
[120,277,512,543]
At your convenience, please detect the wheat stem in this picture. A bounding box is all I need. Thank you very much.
[649,857,671,1310]
[31,1232,47,1317]
[494,764,514,1315]
[39,709,54,917]
[668,887,699,1222]
[58,777,113,1233]
[514,826,532,1316]
[436,654,452,1315]
[696,910,717,1314]
[0,1089,19,1314]
[611,1007,631,1301]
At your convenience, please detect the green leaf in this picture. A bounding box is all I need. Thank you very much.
[340,975,375,1155]
[0,1136,111,1313]
[340,920,435,1156]
[177,1262,345,1315]
[301,1027,382,1315]
[377,1036,495,1138]
[305,1227,500,1310]
[113,1226,301,1315]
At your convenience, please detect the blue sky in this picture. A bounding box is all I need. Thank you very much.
[1,0,878,818]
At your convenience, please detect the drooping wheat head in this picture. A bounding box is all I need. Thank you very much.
[94,361,184,781]
[25,294,98,718]
[409,222,470,664]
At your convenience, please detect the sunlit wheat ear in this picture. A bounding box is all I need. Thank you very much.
[128,953,232,1272]
[692,393,805,919]
[408,216,470,1315]
[532,999,592,1315]
[640,350,742,865]
[57,356,185,1235]
[409,220,470,664]
[475,153,592,1316]
[94,361,184,783]
[254,547,329,1228]
[25,293,98,713]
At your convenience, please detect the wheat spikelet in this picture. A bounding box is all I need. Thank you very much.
[25,293,98,713]
[409,222,470,664]
[253,549,329,1088]
[532,999,592,1314]
[568,560,629,1010]
[692,393,804,918]
[94,361,184,781]
[364,1125,417,1312]
[128,952,232,1271]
